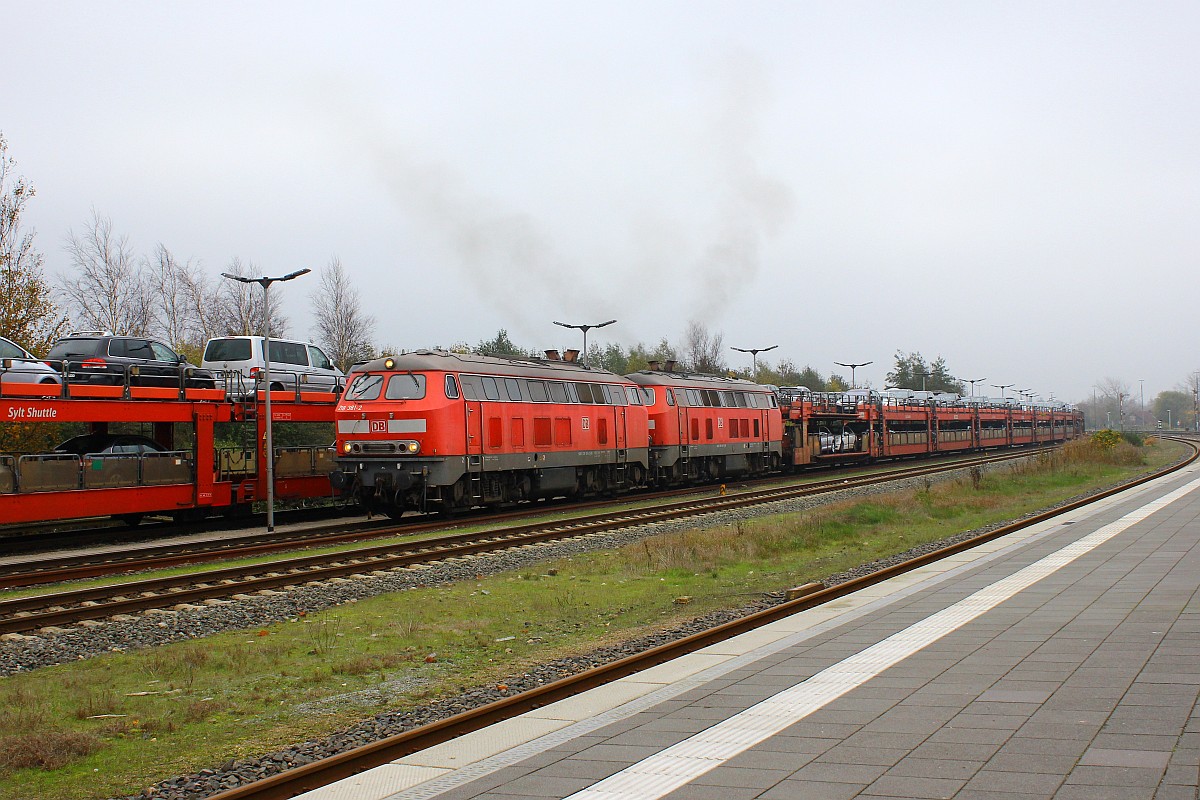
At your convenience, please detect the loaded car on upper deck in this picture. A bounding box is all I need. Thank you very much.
[46,333,216,389]
[0,335,61,386]
[201,335,345,396]
[331,349,650,518]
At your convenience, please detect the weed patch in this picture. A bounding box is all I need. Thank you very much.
[0,731,104,771]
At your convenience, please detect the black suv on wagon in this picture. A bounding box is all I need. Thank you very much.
[46,333,216,388]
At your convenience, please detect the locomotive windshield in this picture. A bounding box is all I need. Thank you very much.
[345,373,384,401]
[385,373,426,400]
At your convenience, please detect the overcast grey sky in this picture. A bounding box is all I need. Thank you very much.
[5,1,1198,403]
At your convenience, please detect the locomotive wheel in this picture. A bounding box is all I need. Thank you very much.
[628,464,645,487]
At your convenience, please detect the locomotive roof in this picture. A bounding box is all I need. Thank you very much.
[356,350,629,382]
[626,370,767,391]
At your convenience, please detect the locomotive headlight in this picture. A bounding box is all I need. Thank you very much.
[384,358,395,369]
[405,441,420,453]
[342,442,352,453]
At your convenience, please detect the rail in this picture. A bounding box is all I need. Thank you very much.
[0,450,1049,634]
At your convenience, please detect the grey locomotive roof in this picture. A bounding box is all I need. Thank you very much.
[356,350,629,382]
[625,370,768,391]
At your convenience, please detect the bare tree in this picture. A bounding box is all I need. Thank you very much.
[176,268,227,348]
[0,133,67,352]
[147,243,197,352]
[310,257,375,371]
[1182,371,1200,432]
[62,211,151,335]
[1095,376,1132,429]
[680,320,726,374]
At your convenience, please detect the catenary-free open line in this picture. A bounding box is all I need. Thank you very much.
[559,476,1200,800]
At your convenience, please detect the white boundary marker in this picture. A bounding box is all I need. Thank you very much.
[561,476,1200,800]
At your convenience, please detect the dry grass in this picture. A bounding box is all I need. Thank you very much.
[0,731,104,771]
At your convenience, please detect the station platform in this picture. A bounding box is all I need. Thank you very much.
[299,462,1200,800]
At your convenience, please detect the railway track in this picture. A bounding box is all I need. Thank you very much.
[197,438,1200,800]
[0,448,1039,589]
[0,450,1036,636]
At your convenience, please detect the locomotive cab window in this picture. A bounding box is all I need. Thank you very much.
[444,374,460,399]
[385,373,426,400]
[641,387,655,405]
[345,373,383,401]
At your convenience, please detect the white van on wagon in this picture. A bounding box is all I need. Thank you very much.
[201,336,345,396]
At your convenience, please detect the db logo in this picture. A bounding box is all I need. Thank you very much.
[369,420,387,433]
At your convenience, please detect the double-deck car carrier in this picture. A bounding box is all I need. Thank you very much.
[0,378,338,526]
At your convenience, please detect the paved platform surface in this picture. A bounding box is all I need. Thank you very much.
[299,463,1200,800]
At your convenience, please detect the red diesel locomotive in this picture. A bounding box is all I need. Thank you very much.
[331,350,652,517]
[625,366,784,484]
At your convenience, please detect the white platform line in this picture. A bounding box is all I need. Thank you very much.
[562,477,1200,800]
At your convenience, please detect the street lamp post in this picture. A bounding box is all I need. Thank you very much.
[834,360,872,389]
[992,383,1014,401]
[964,377,986,398]
[220,268,311,532]
[552,320,617,367]
[1139,379,1145,429]
[732,345,778,381]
